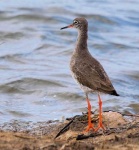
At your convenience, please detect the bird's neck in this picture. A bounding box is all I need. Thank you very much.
[75,29,88,51]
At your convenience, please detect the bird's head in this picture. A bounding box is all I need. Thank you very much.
[61,18,88,31]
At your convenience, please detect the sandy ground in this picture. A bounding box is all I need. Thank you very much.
[0,111,139,150]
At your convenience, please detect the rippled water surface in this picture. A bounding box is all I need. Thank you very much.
[0,0,139,123]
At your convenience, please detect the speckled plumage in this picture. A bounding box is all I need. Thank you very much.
[61,17,119,132]
[69,18,119,96]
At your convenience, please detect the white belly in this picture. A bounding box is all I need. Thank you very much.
[70,70,94,94]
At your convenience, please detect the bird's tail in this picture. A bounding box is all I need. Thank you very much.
[110,90,119,96]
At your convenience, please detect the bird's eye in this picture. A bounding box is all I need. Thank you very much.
[74,20,78,24]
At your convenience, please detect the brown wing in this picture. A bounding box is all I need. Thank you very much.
[71,59,115,94]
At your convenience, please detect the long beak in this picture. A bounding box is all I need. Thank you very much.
[60,24,73,30]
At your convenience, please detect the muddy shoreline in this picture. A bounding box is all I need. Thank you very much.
[0,111,139,150]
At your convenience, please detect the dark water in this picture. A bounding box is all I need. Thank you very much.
[0,0,139,123]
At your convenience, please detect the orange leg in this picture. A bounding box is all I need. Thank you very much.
[84,97,95,132]
[95,93,105,131]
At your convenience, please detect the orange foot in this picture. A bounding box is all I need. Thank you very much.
[83,98,95,133]
[95,93,106,132]
[95,122,105,132]
[84,123,95,133]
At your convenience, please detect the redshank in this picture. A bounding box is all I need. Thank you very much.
[61,18,119,132]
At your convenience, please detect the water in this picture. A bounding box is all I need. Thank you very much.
[0,0,139,123]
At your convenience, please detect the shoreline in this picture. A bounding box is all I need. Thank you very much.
[0,111,139,150]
